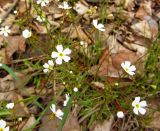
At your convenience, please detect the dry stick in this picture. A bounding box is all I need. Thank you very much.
[1,0,19,23]
[12,55,46,63]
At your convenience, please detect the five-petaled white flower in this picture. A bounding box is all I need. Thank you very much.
[92,19,105,32]
[36,15,45,22]
[117,111,124,118]
[0,26,11,37]
[121,61,136,76]
[50,104,64,120]
[73,87,78,92]
[6,103,14,109]
[51,45,71,65]
[37,0,49,7]
[43,60,54,73]
[0,120,9,131]
[63,94,70,106]
[58,1,72,10]
[132,96,147,115]
[22,29,32,38]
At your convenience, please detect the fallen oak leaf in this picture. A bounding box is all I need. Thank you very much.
[0,36,26,64]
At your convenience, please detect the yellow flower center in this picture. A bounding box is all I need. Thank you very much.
[59,53,64,57]
[0,128,4,131]
[136,104,140,109]
[124,67,129,71]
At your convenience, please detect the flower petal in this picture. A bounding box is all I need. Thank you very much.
[51,52,58,58]
[128,71,135,76]
[133,107,139,115]
[0,120,6,128]
[43,69,49,73]
[93,19,98,27]
[56,109,64,120]
[98,24,104,29]
[50,104,56,113]
[4,126,9,131]
[48,60,54,66]
[139,101,147,107]
[43,63,49,68]
[121,62,125,68]
[130,65,136,71]
[56,45,63,53]
[132,97,140,107]
[63,48,71,55]
[56,57,63,65]
[63,56,70,62]
[139,107,146,115]
[125,61,131,67]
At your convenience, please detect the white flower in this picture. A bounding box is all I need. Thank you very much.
[36,0,49,7]
[6,103,14,109]
[0,18,2,23]
[43,60,54,73]
[22,29,32,38]
[58,1,72,10]
[73,87,78,92]
[18,117,22,121]
[117,111,124,118]
[50,104,64,120]
[51,45,71,65]
[13,10,17,14]
[69,71,73,74]
[0,120,9,131]
[0,26,11,37]
[92,19,105,32]
[121,61,136,76]
[63,94,70,106]
[36,15,45,22]
[132,96,147,115]
[115,83,119,86]
[0,63,2,66]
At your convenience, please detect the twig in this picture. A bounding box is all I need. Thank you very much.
[1,0,19,23]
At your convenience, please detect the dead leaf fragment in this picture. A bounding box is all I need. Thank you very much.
[135,1,152,20]
[63,113,80,131]
[90,115,114,131]
[0,36,26,64]
[62,25,91,43]
[131,18,158,39]
[22,115,36,130]
[73,1,89,15]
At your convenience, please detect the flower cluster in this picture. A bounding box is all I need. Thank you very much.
[115,61,147,118]
[42,45,71,73]
[50,93,70,120]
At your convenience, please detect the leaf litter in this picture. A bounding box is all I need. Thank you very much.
[0,0,159,130]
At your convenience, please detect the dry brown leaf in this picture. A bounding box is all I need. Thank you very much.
[131,18,158,40]
[124,0,135,11]
[73,1,89,15]
[39,111,59,131]
[18,0,27,14]
[90,115,114,131]
[62,113,80,131]
[62,25,91,43]
[135,1,152,20]
[147,97,160,129]
[91,81,105,90]
[22,115,36,131]
[0,36,26,64]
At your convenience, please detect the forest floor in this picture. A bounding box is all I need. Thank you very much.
[0,0,160,131]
